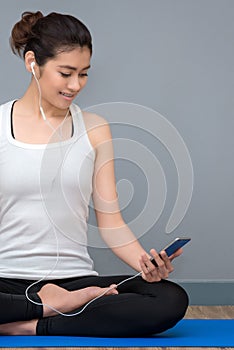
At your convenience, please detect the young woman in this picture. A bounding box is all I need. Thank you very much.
[0,11,188,336]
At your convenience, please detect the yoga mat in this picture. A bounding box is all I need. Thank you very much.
[0,320,233,348]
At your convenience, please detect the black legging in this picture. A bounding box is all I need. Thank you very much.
[0,275,188,337]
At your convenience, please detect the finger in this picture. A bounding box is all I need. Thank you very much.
[150,249,169,279]
[139,254,161,282]
[139,254,152,275]
[170,247,183,260]
[139,254,154,276]
[106,284,118,295]
[160,251,174,273]
[150,249,165,269]
[141,268,161,282]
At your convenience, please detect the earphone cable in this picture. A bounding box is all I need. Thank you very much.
[26,66,144,317]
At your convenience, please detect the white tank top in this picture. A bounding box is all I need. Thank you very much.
[0,100,98,279]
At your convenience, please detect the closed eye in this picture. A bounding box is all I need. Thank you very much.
[60,72,71,78]
[60,72,88,78]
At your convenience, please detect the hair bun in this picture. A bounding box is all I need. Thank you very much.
[10,11,44,56]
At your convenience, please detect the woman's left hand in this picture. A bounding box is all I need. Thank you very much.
[139,248,182,282]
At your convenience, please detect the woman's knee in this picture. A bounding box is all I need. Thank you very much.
[163,280,189,319]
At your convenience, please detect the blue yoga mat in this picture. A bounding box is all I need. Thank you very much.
[0,319,233,348]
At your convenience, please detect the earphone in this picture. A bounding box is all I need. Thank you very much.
[30,61,70,130]
[30,61,47,121]
[26,60,144,318]
[30,61,36,74]
[25,60,82,316]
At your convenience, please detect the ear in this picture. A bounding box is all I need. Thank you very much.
[25,51,37,74]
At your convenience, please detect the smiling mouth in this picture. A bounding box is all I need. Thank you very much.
[60,92,74,98]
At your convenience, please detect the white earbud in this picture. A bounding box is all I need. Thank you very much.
[31,61,36,76]
[30,61,46,121]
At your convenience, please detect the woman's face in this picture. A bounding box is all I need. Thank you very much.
[38,46,91,112]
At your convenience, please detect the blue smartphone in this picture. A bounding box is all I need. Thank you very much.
[151,237,191,267]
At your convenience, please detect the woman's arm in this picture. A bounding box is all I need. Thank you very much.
[84,112,181,281]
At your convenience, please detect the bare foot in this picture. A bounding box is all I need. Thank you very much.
[0,284,118,335]
[38,283,118,317]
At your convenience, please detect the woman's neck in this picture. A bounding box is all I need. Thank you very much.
[18,82,69,120]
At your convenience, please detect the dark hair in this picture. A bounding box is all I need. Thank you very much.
[10,11,92,65]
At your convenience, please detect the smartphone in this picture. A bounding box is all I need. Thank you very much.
[150,237,191,267]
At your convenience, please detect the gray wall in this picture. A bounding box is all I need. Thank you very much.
[1,1,234,288]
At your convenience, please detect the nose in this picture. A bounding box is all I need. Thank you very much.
[67,76,81,92]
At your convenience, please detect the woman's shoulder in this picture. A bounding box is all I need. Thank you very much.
[81,110,112,149]
[82,110,109,129]
[0,100,15,109]
[0,100,15,119]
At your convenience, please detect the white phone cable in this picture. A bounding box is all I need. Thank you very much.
[26,271,142,317]
[25,62,72,309]
[26,62,144,317]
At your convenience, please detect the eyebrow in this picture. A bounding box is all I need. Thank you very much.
[57,64,91,71]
